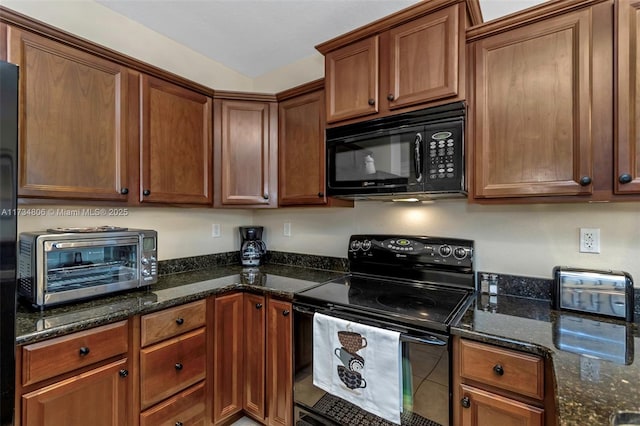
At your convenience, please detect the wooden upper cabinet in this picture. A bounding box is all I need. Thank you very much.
[470,4,608,199]
[140,75,212,205]
[319,1,465,125]
[7,28,129,201]
[615,0,640,194]
[278,86,327,205]
[325,37,379,123]
[214,97,278,207]
[387,5,459,110]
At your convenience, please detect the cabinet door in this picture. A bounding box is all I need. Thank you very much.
[243,293,266,421]
[217,100,278,207]
[278,89,327,205]
[387,4,459,110]
[459,385,543,426]
[266,299,293,426]
[7,28,129,201]
[213,293,244,424]
[140,75,212,204]
[472,8,598,198]
[615,0,640,194]
[21,359,129,426]
[325,36,379,123]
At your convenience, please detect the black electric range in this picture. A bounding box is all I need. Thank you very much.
[294,234,476,333]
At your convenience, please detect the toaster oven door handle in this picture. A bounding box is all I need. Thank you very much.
[49,237,139,250]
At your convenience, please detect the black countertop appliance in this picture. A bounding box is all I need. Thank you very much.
[239,226,266,267]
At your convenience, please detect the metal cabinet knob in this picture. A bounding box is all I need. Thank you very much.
[79,347,90,356]
[175,363,183,371]
[619,173,633,184]
[367,98,375,106]
[175,318,184,325]
[282,309,290,316]
[263,193,269,200]
[143,189,151,196]
[256,303,263,309]
[387,94,395,101]
[579,176,592,186]
[175,422,183,426]
[461,396,471,408]
[119,369,128,378]
[317,192,324,198]
[120,187,129,195]
[493,364,504,376]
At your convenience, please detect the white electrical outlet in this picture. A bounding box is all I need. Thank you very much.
[211,223,221,238]
[579,228,600,253]
[580,355,600,382]
[283,222,291,237]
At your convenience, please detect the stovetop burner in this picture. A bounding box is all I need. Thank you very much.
[376,293,436,312]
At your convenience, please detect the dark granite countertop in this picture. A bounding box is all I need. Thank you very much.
[16,264,344,345]
[452,293,640,426]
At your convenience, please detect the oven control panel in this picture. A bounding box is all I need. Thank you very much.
[348,234,473,269]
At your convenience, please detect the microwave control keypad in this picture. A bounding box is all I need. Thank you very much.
[428,131,456,180]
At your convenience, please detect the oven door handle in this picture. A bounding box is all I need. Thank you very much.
[400,334,446,346]
[293,303,448,346]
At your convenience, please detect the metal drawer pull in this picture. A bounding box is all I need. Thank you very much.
[79,347,90,356]
[493,364,504,376]
[175,363,183,371]
[461,396,470,408]
[119,369,128,378]
[175,317,184,325]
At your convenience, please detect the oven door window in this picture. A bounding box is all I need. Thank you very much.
[44,237,139,294]
[328,125,425,191]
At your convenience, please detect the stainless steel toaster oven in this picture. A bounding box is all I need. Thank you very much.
[18,227,158,307]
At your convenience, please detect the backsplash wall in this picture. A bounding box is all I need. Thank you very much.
[255,200,640,285]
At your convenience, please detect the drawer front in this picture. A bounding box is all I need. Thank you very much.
[459,339,544,400]
[141,300,206,347]
[140,381,206,426]
[22,320,128,386]
[140,328,206,409]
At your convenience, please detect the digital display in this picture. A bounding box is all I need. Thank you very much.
[432,131,453,140]
[143,237,155,251]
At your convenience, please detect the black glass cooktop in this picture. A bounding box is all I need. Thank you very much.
[295,273,473,331]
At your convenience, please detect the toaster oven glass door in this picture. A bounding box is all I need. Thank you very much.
[43,237,140,297]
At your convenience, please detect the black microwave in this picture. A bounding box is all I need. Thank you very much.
[326,102,466,200]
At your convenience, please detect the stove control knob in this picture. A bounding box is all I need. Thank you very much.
[453,247,467,260]
[361,240,372,251]
[439,245,452,257]
[141,257,149,266]
[350,240,361,251]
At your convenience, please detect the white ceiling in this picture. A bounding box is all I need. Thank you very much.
[96,0,547,79]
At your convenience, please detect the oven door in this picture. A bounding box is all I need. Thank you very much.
[39,236,141,306]
[327,125,426,196]
[293,304,450,426]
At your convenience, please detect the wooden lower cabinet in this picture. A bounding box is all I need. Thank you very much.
[459,384,544,426]
[21,359,129,426]
[213,292,245,424]
[140,381,206,426]
[244,293,266,421]
[453,337,550,426]
[265,299,293,426]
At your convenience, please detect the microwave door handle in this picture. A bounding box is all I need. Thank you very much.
[414,133,423,183]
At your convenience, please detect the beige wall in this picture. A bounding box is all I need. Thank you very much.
[255,201,640,282]
[7,2,640,285]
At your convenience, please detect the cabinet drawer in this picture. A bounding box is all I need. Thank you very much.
[459,339,544,400]
[22,320,128,386]
[140,381,206,426]
[141,300,206,347]
[140,328,206,409]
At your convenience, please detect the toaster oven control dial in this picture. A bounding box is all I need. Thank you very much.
[141,257,149,266]
[142,269,151,277]
[350,240,362,251]
[361,240,371,251]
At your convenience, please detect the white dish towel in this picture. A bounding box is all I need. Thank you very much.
[313,312,402,424]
